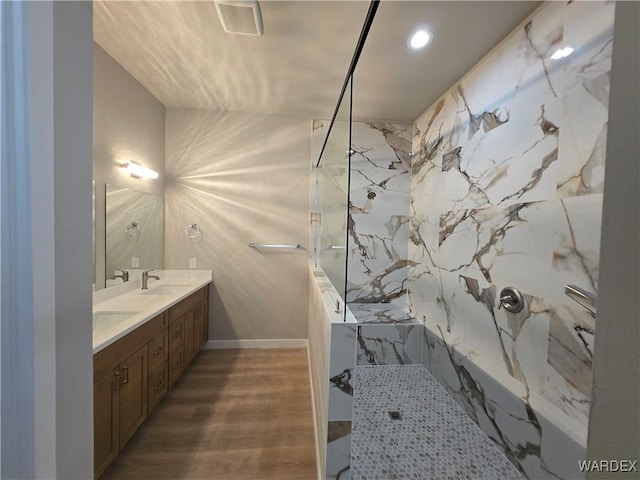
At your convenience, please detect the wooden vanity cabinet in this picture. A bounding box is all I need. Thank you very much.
[148,329,169,413]
[168,286,209,379]
[93,366,120,476]
[193,299,209,355]
[118,344,149,446]
[94,285,210,478]
[93,313,165,478]
[168,315,185,388]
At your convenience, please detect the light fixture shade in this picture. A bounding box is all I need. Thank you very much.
[121,161,159,179]
[215,0,264,36]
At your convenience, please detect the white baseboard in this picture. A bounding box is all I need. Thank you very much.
[204,338,308,349]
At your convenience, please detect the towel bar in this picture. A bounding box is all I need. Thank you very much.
[564,284,597,316]
[248,243,302,250]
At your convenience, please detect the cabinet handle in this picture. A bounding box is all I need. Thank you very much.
[153,379,165,392]
[114,370,122,391]
[153,346,164,356]
[122,364,129,384]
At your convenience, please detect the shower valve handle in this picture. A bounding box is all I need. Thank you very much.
[499,287,525,314]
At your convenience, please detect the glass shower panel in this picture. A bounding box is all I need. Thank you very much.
[318,78,352,312]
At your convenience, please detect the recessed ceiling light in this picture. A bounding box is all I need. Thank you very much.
[409,30,432,50]
[550,46,574,60]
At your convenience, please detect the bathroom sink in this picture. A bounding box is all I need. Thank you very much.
[93,311,140,329]
[139,284,189,296]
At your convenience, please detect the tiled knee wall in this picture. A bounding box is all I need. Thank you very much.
[324,322,586,480]
[326,322,423,479]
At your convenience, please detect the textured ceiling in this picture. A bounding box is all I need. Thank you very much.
[94,1,541,123]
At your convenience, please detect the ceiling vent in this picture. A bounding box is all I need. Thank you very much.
[214,0,264,36]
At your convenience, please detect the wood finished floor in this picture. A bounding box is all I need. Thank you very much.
[101,348,317,480]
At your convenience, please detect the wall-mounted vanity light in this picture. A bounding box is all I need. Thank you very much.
[120,161,159,180]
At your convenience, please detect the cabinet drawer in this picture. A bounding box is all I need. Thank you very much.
[148,361,167,413]
[168,348,184,388]
[148,329,168,369]
[168,316,184,353]
[94,312,167,382]
[168,287,208,322]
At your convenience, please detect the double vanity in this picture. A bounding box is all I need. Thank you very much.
[92,269,212,478]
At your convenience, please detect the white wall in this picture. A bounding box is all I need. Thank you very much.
[164,109,311,341]
[586,1,640,475]
[2,2,38,475]
[1,2,93,478]
[307,268,331,479]
[93,43,166,289]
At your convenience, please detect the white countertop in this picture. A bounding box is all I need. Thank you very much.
[93,269,212,354]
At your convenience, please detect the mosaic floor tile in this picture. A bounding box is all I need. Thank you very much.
[351,365,524,480]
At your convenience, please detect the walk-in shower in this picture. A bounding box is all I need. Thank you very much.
[308,1,614,478]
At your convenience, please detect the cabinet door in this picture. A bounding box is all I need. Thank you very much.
[94,367,120,478]
[148,361,168,414]
[194,300,208,352]
[168,347,184,388]
[119,344,148,448]
[184,309,196,367]
[168,316,184,353]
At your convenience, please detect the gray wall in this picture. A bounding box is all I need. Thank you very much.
[94,47,312,343]
[164,108,310,341]
[53,4,94,476]
[93,43,166,289]
[586,1,640,476]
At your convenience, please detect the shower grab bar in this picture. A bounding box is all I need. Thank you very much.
[564,284,597,317]
[249,243,302,250]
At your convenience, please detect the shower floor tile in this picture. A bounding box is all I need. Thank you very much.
[351,365,524,480]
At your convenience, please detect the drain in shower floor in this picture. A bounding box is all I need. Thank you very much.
[387,410,403,420]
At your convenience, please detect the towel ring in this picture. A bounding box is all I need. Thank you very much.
[185,223,200,239]
[125,221,140,238]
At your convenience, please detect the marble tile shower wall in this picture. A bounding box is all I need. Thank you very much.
[311,120,412,306]
[408,1,614,477]
[347,122,412,306]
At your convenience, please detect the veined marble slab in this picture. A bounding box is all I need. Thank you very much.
[408,2,613,478]
[347,122,412,307]
[422,324,587,479]
[348,303,416,324]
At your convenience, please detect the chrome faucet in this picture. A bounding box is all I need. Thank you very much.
[112,269,129,283]
[141,269,160,290]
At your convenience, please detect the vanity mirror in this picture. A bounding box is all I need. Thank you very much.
[104,184,163,287]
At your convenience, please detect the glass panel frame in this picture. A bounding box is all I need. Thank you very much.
[318,79,353,320]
